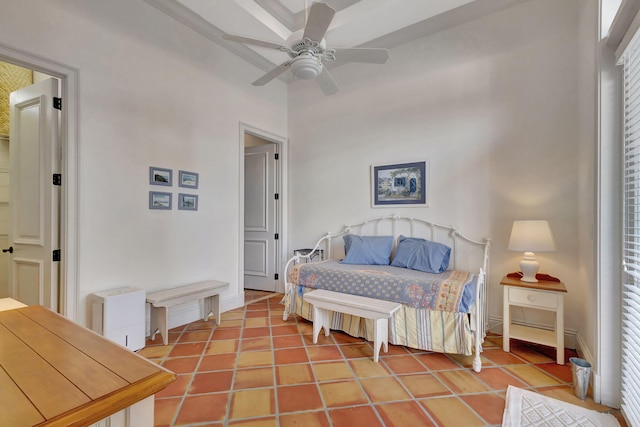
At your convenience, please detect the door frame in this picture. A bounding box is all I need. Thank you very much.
[0,42,79,320]
[238,123,287,294]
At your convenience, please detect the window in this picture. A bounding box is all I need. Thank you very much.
[621,25,640,426]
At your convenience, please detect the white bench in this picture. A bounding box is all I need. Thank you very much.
[146,280,229,345]
[303,289,401,362]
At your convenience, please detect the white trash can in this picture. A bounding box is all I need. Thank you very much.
[570,357,591,400]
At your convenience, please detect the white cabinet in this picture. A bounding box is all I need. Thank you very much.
[91,286,145,351]
[501,276,567,365]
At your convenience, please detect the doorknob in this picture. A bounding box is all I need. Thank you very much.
[2,247,13,254]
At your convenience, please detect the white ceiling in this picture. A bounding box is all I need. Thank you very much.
[145,0,528,83]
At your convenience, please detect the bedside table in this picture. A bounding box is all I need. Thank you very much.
[501,275,567,365]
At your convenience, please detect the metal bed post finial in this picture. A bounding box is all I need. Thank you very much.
[449,226,459,271]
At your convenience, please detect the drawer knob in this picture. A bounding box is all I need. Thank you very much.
[527,295,536,302]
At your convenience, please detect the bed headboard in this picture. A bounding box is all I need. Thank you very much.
[304,215,490,275]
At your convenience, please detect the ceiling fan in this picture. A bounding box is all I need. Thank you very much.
[222,2,390,95]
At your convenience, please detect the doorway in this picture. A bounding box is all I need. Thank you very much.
[240,124,287,296]
[8,76,61,310]
[0,44,78,319]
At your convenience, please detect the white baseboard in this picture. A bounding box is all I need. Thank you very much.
[575,333,594,364]
[222,293,245,314]
[488,315,577,350]
[145,294,245,337]
[488,320,617,407]
[575,332,622,408]
[574,333,603,405]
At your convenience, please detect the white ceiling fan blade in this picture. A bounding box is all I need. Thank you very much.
[302,2,335,41]
[315,68,339,96]
[223,34,288,51]
[252,61,292,86]
[333,48,390,64]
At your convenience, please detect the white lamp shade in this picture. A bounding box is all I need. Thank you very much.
[508,220,556,252]
[508,220,556,282]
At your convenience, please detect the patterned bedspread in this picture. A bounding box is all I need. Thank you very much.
[289,260,476,313]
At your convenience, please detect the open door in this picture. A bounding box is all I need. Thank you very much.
[244,142,278,292]
[8,78,60,309]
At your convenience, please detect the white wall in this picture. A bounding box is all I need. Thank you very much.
[288,0,592,343]
[0,0,287,326]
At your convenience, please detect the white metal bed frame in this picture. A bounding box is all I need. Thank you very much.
[283,214,491,372]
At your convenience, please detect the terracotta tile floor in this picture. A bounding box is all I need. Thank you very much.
[139,291,626,426]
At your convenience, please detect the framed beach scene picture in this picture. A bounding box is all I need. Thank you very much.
[371,160,429,207]
[179,170,199,189]
[178,193,198,211]
[149,167,172,186]
[149,191,172,210]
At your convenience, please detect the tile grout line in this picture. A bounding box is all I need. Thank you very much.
[164,325,189,427]
[174,317,217,426]
[224,299,269,425]
[220,304,243,427]
[309,321,373,427]
[381,352,453,426]
[269,297,283,426]
[304,317,440,426]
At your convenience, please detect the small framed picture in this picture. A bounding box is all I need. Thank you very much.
[149,167,172,186]
[149,191,172,210]
[179,170,199,189]
[178,193,198,211]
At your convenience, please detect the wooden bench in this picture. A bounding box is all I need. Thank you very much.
[146,280,229,345]
[303,289,401,362]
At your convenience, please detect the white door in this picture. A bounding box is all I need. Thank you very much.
[8,78,60,309]
[244,143,278,292]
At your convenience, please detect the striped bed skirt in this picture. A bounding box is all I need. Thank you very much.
[283,285,474,356]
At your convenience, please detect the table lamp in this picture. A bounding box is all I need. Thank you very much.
[508,220,556,282]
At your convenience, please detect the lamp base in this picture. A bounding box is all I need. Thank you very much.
[519,252,539,283]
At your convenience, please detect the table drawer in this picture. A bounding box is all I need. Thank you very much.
[508,287,559,309]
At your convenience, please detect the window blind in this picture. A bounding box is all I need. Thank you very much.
[622,25,640,427]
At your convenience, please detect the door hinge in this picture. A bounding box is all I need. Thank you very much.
[52,249,61,262]
[274,153,279,160]
[52,174,62,186]
[53,97,62,110]
[274,193,279,200]
[274,233,279,240]
[274,273,279,280]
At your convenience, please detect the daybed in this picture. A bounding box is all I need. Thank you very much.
[281,215,490,372]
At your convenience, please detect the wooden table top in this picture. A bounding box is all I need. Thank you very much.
[0,305,176,427]
[500,275,567,293]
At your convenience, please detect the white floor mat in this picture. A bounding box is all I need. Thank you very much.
[502,385,620,427]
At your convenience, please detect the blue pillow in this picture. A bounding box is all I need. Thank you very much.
[391,235,451,273]
[341,234,393,265]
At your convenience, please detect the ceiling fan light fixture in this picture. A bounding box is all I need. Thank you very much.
[290,54,323,80]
